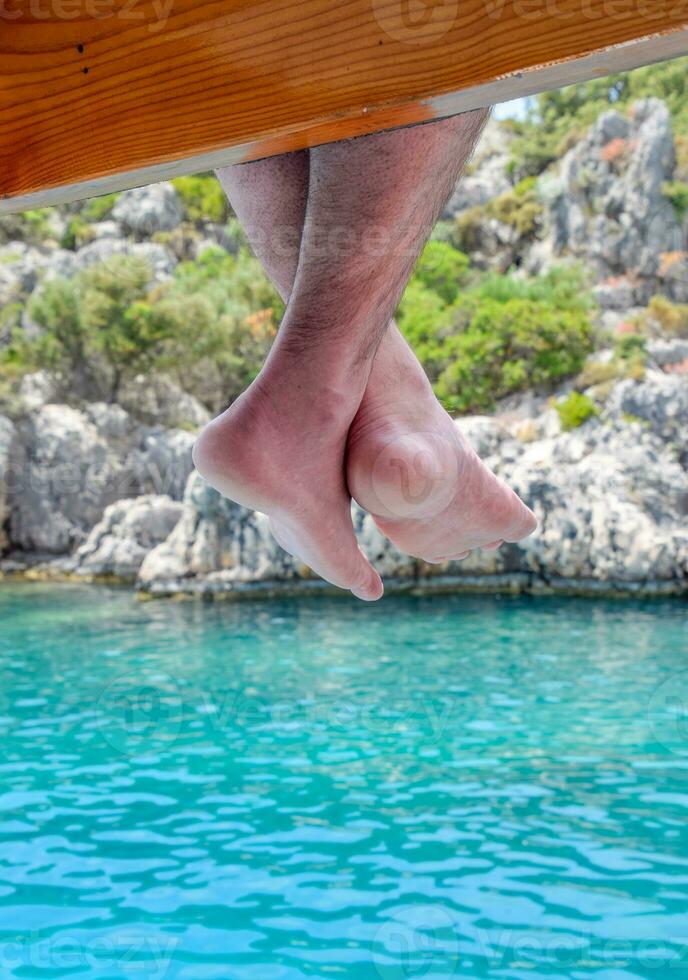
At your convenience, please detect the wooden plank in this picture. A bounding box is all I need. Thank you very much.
[1,0,687,214]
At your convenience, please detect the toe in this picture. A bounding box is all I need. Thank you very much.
[270,516,383,601]
[503,501,537,542]
[347,546,384,601]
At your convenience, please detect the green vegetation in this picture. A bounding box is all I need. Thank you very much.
[662,181,688,221]
[410,241,470,304]
[172,174,229,224]
[149,246,281,409]
[574,359,617,390]
[575,315,654,391]
[487,177,543,236]
[81,193,120,222]
[555,391,599,430]
[0,209,54,245]
[1,247,281,412]
[0,233,594,417]
[452,177,543,253]
[61,216,95,251]
[507,57,688,178]
[643,295,688,339]
[398,261,594,413]
[612,330,647,381]
[18,256,164,401]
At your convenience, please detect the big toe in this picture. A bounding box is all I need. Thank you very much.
[501,492,537,542]
[269,516,383,601]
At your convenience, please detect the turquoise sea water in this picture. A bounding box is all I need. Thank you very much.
[0,585,686,979]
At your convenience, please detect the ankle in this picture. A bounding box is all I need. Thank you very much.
[259,351,367,429]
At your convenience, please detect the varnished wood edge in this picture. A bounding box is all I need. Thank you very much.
[2,24,687,215]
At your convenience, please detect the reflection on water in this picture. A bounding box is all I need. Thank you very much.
[0,585,686,978]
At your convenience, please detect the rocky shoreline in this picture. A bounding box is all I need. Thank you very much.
[1,364,685,600]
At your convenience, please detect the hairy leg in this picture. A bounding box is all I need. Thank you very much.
[211,119,535,569]
[194,112,489,597]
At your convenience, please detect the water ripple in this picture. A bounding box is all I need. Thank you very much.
[0,586,686,978]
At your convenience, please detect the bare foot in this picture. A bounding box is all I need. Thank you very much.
[347,328,536,563]
[192,367,384,601]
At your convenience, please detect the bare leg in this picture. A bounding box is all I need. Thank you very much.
[196,113,532,598]
[211,121,535,569]
[194,113,493,597]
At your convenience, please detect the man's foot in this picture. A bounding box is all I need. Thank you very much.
[192,367,384,601]
[346,328,536,563]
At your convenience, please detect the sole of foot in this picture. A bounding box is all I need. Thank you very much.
[347,407,536,564]
[193,383,384,601]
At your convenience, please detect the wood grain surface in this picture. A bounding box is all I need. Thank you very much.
[1,0,687,212]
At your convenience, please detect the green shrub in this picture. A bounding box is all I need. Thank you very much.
[82,193,120,222]
[61,216,95,251]
[397,255,594,413]
[485,177,543,237]
[662,181,688,222]
[450,179,543,250]
[154,246,281,410]
[431,297,593,413]
[645,295,688,338]
[1,208,55,244]
[11,246,281,411]
[172,174,229,224]
[23,209,54,241]
[396,280,454,379]
[452,206,485,254]
[410,241,470,305]
[575,359,620,389]
[612,331,647,380]
[474,265,592,310]
[555,391,599,430]
[23,255,158,400]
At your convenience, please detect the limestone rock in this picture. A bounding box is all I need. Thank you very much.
[112,183,183,236]
[16,372,59,412]
[127,427,195,501]
[604,373,688,444]
[118,374,210,430]
[73,239,176,284]
[0,416,16,552]
[647,338,688,368]
[443,119,513,217]
[7,404,195,554]
[138,370,688,595]
[72,495,183,579]
[138,472,415,594]
[138,471,298,590]
[537,99,681,305]
[8,404,127,553]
